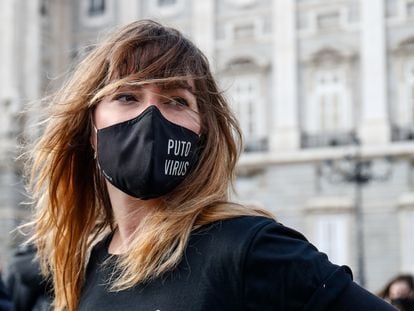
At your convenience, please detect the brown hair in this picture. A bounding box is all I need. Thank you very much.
[26,20,273,311]
[378,274,414,299]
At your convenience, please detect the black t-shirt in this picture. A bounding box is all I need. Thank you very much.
[78,216,396,311]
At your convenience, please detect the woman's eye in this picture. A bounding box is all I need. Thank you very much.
[113,94,138,103]
[169,97,189,107]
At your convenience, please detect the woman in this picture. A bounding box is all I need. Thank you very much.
[25,20,395,311]
[379,274,414,311]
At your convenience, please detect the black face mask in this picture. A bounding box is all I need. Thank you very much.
[96,105,200,199]
[391,298,414,310]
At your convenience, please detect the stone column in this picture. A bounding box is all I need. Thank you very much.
[0,0,32,266]
[0,0,20,153]
[0,0,17,101]
[359,0,390,145]
[270,0,300,151]
[18,0,42,144]
[191,0,215,66]
[25,0,41,100]
[47,0,72,90]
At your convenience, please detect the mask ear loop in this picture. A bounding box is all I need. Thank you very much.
[89,111,98,160]
[93,128,98,160]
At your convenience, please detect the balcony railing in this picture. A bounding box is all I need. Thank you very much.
[301,131,356,149]
[244,137,268,153]
[391,125,414,142]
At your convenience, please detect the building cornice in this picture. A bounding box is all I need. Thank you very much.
[238,141,414,169]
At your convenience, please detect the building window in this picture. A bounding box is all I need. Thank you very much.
[407,211,414,272]
[395,60,414,132]
[81,0,113,26]
[227,19,264,43]
[307,68,351,134]
[313,215,349,265]
[406,62,414,123]
[228,74,267,151]
[407,1,414,18]
[317,71,340,131]
[234,23,255,40]
[157,0,176,6]
[317,11,340,30]
[302,48,356,148]
[227,0,257,8]
[398,204,414,274]
[149,0,183,16]
[88,0,106,16]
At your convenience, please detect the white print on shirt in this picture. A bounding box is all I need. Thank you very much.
[164,160,189,176]
[167,139,191,156]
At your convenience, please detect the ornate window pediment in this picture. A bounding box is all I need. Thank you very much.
[310,48,349,66]
[395,37,414,55]
[220,53,270,73]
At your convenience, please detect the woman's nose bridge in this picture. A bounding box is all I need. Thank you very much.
[142,91,164,109]
[142,102,162,111]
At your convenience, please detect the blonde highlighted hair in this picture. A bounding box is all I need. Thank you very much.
[26,20,273,310]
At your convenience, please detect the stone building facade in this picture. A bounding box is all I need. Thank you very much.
[2,0,414,292]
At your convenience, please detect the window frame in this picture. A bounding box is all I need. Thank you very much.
[222,71,268,152]
[87,0,106,16]
[314,215,349,265]
[148,0,185,17]
[80,0,114,27]
[225,18,265,43]
[306,66,352,134]
[226,0,257,8]
[399,203,414,274]
[230,74,266,140]
[304,198,353,267]
[405,60,414,124]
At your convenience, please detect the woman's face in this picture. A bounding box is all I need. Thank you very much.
[93,82,201,134]
[389,281,412,300]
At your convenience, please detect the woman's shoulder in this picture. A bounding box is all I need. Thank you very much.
[198,216,353,310]
[191,216,271,245]
[199,215,273,233]
[193,215,308,247]
[188,215,314,267]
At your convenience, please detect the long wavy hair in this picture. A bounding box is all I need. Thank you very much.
[25,20,274,311]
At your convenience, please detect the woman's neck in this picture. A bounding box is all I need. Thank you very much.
[106,181,160,254]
